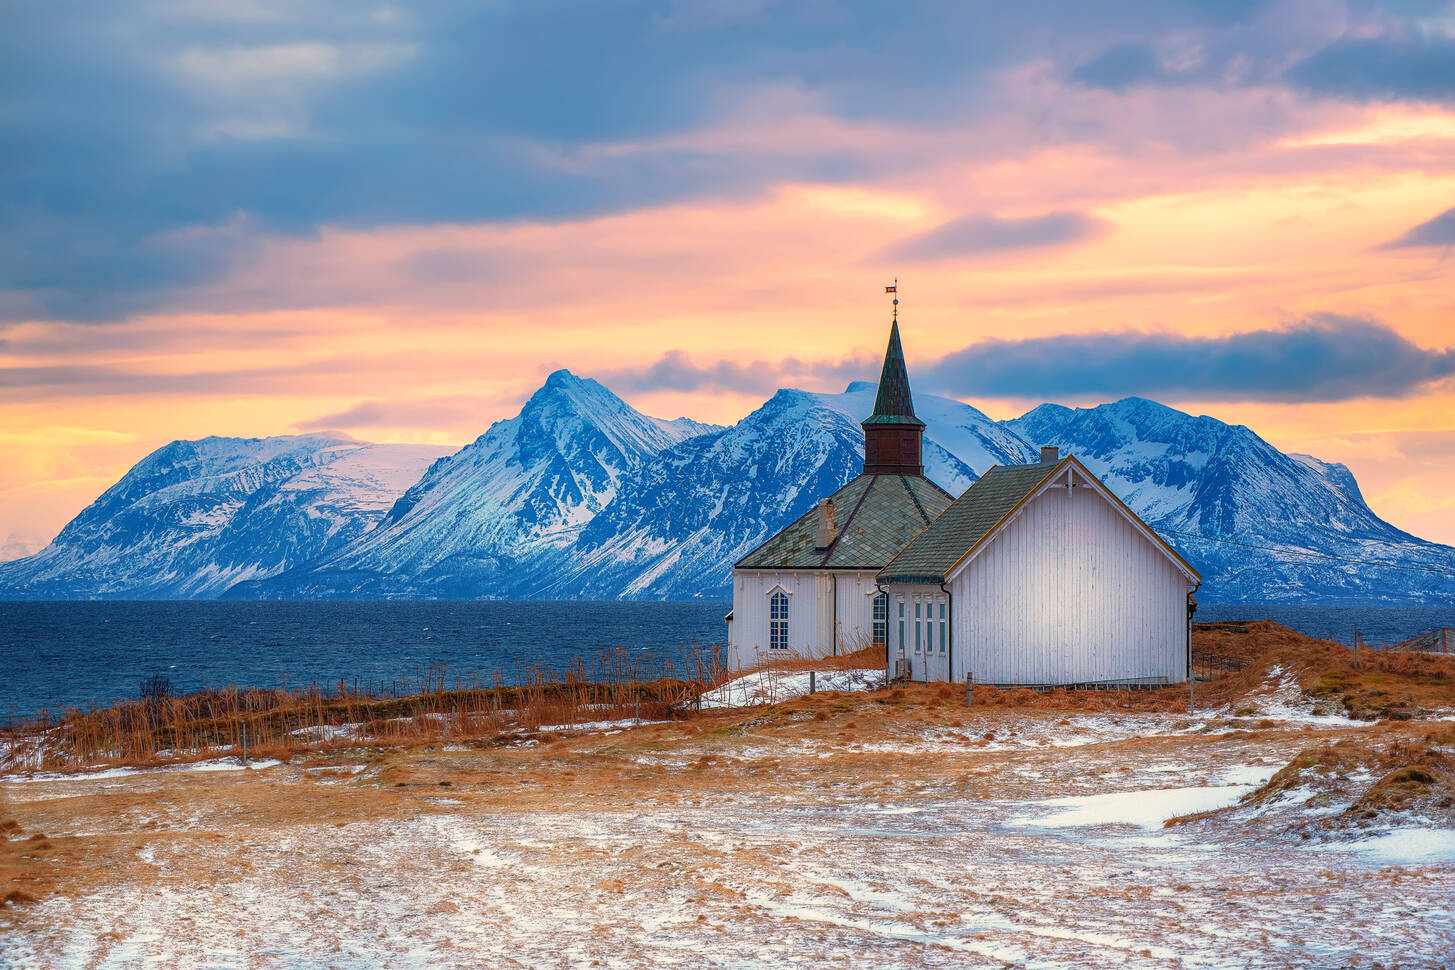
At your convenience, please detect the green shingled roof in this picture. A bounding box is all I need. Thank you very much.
[735,473,952,570]
[861,320,925,428]
[877,458,1064,584]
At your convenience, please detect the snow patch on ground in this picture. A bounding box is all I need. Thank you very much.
[698,667,884,709]
[1009,781,1269,830]
[0,756,281,783]
[1310,828,1455,865]
[534,717,667,733]
[1235,665,1362,725]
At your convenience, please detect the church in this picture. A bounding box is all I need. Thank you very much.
[726,318,1201,688]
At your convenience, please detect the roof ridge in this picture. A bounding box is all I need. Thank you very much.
[820,474,878,567]
[898,473,931,526]
[878,460,1063,584]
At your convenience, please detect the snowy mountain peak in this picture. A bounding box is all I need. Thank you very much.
[237,372,724,597]
[0,435,450,599]
[1007,398,1452,602]
[8,375,1453,604]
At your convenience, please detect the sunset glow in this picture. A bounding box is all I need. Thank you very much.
[4,2,1455,556]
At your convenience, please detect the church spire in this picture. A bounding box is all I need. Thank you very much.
[861,314,925,476]
[864,318,923,429]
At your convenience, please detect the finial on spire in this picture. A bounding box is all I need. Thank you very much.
[885,279,898,322]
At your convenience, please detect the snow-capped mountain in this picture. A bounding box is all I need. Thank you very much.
[1007,398,1455,603]
[0,435,451,599]
[8,379,1453,604]
[554,383,1037,599]
[228,370,720,599]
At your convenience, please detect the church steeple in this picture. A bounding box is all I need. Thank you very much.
[861,319,925,476]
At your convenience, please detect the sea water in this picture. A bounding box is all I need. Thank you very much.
[2,600,1453,721]
[0,600,729,721]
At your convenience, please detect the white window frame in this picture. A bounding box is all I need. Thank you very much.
[897,599,905,656]
[768,589,790,650]
[872,592,888,646]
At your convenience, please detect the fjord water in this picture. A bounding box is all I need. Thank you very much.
[3,600,1454,721]
[1,600,730,721]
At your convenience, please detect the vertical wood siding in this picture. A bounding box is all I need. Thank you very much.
[729,569,882,669]
[946,475,1188,685]
[888,585,948,682]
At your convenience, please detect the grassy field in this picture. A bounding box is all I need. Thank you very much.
[3,622,1454,968]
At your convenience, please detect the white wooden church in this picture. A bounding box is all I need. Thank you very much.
[727,319,1200,687]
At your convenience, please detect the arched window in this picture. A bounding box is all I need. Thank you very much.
[769,590,789,650]
[872,593,887,646]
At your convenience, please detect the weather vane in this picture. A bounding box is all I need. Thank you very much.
[885,278,898,322]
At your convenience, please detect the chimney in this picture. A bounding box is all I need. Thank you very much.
[814,498,837,550]
[1040,446,1060,464]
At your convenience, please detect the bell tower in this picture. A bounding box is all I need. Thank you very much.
[861,318,925,476]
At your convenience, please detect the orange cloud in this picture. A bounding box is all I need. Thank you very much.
[6,89,1455,548]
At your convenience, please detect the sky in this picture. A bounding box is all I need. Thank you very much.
[3,0,1455,559]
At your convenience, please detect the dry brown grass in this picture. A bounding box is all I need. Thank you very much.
[0,646,728,775]
[1170,723,1455,832]
[2,652,1450,924]
[9,621,1452,776]
[1193,619,1455,718]
[734,638,887,677]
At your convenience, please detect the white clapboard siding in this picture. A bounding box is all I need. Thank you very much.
[950,473,1188,686]
[729,569,883,669]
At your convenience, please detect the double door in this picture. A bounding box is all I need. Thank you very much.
[898,593,950,682]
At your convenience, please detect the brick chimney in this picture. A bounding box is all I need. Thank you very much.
[814,498,837,551]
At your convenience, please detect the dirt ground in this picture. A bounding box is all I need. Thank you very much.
[3,624,1455,969]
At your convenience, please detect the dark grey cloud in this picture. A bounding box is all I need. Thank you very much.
[920,314,1455,402]
[3,0,1444,322]
[1069,42,1170,91]
[1378,206,1455,250]
[593,314,1453,405]
[1286,32,1455,103]
[886,211,1109,261]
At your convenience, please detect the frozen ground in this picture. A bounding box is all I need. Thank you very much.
[3,701,1453,969]
[698,666,885,708]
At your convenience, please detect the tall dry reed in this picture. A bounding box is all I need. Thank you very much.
[0,643,728,775]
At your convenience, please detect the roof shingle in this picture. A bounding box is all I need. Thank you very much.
[877,459,1062,584]
[735,473,952,571]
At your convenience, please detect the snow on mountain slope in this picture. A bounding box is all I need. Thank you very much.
[233,370,722,598]
[552,385,1036,600]
[13,377,1454,604]
[1006,398,1455,603]
[0,436,451,599]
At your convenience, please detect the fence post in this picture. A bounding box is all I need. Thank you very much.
[809,670,816,695]
[241,724,249,767]
[964,671,973,709]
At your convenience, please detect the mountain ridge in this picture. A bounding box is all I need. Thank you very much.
[4,380,1452,604]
